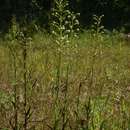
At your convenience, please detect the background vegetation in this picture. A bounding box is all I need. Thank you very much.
[0,0,130,32]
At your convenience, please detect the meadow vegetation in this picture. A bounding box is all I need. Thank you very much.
[1,0,130,130]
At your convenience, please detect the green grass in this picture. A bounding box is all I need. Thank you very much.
[0,31,130,130]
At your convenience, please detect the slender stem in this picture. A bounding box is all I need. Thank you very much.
[14,55,18,130]
[23,41,27,130]
[55,51,61,100]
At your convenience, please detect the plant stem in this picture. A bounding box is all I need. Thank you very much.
[23,41,27,130]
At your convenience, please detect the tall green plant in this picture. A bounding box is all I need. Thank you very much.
[7,16,19,130]
[50,0,80,52]
[91,15,104,38]
[50,0,80,129]
[50,0,80,100]
[7,16,34,130]
[91,15,105,57]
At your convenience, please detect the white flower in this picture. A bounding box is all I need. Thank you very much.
[53,21,56,24]
[61,36,65,40]
[66,30,71,33]
[66,40,70,43]
[66,10,70,14]
[52,31,56,35]
[77,28,80,31]
[74,34,78,37]
[55,12,58,16]
[75,20,79,25]
[65,21,69,25]
[77,13,80,16]
[72,15,76,20]
[67,15,71,18]
[61,26,65,30]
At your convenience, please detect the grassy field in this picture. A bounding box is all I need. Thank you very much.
[1,31,130,130]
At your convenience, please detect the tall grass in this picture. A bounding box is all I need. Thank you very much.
[0,30,130,130]
[1,0,130,130]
